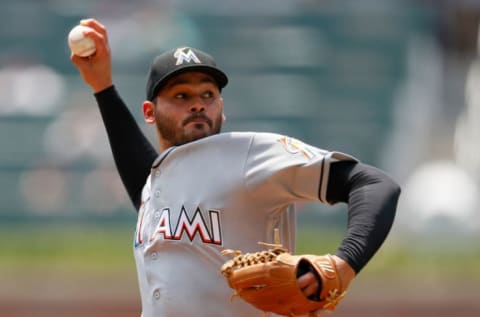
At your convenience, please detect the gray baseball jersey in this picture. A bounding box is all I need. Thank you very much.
[133,131,356,317]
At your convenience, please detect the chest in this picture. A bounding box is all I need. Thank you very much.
[135,143,252,248]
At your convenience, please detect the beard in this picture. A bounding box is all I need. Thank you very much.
[156,112,223,147]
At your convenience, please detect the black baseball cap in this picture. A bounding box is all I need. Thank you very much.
[146,47,228,101]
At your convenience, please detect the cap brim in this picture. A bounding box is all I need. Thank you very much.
[149,65,228,101]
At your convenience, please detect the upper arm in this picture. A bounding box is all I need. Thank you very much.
[326,161,400,204]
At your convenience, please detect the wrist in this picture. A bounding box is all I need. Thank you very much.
[93,84,116,98]
[331,255,356,290]
[92,82,113,95]
[92,81,113,94]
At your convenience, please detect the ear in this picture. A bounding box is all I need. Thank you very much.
[219,97,226,123]
[142,101,156,124]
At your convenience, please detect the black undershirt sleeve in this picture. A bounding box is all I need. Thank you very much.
[94,85,158,210]
[324,161,401,273]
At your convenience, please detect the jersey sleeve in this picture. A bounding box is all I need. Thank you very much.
[244,133,357,204]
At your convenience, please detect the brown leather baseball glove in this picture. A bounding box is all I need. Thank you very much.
[221,244,348,316]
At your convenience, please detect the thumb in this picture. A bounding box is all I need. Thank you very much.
[70,52,90,69]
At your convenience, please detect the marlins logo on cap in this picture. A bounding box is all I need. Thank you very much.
[174,47,201,65]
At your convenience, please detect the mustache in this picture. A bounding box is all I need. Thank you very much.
[182,113,212,127]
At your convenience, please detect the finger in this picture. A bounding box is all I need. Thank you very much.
[80,18,109,42]
[297,272,318,290]
[70,52,89,68]
[297,271,313,289]
[303,282,319,297]
[297,272,319,297]
[81,28,109,57]
[79,18,105,33]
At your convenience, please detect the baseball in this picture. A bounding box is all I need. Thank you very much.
[68,25,96,57]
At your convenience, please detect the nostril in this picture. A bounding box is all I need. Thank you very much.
[189,105,205,113]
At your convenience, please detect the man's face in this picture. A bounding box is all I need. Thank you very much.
[143,72,225,149]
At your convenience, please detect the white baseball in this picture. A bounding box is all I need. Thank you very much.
[68,25,96,57]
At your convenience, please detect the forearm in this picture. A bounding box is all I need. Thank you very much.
[327,162,401,273]
[94,86,158,209]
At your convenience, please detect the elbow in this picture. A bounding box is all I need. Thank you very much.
[384,175,401,202]
[358,163,402,199]
[379,174,402,221]
[385,174,402,203]
[361,164,402,212]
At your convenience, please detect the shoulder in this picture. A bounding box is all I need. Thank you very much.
[210,131,282,140]
[204,132,322,156]
[191,131,284,146]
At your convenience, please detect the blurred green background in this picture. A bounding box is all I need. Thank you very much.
[1,0,480,316]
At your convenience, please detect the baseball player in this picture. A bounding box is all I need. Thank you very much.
[71,18,401,317]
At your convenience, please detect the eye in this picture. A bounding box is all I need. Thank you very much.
[202,91,214,98]
[175,93,187,99]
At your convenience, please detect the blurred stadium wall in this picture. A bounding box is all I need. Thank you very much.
[0,0,479,234]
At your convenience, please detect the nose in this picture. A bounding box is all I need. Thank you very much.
[188,98,205,113]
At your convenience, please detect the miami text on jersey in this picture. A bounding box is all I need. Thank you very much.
[135,205,223,247]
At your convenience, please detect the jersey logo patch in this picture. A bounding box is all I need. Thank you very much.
[278,136,316,160]
[174,47,201,65]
